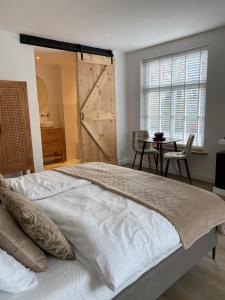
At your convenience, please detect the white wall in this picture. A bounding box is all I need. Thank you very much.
[114,50,129,164]
[127,27,225,182]
[60,63,79,160]
[0,30,43,172]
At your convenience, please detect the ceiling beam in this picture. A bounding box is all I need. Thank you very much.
[20,34,114,58]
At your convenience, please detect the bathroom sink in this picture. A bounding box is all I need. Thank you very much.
[40,121,54,128]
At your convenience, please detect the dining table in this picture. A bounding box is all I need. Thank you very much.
[138,138,182,176]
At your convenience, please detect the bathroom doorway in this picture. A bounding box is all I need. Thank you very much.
[34,47,80,169]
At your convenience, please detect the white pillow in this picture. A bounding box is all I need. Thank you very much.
[0,249,38,294]
[6,170,89,200]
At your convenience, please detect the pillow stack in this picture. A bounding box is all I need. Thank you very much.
[0,174,75,294]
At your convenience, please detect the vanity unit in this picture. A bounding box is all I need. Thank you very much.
[41,127,66,165]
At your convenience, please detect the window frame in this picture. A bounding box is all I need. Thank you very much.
[140,47,208,150]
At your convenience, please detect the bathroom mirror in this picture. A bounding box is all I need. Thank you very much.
[36,75,48,111]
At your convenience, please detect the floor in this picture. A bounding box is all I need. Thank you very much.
[44,159,79,170]
[159,237,225,300]
[124,163,214,191]
[124,163,225,300]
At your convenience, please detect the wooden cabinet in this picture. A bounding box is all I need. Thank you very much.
[0,81,34,175]
[41,128,66,165]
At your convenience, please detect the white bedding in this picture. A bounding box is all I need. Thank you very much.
[8,170,89,200]
[4,170,181,299]
[0,245,180,300]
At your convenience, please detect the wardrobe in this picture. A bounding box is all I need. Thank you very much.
[0,81,34,175]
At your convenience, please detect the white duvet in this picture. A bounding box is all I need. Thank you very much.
[6,170,181,294]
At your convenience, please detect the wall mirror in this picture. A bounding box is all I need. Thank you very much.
[36,75,48,112]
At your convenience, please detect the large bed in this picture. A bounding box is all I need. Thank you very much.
[0,163,223,300]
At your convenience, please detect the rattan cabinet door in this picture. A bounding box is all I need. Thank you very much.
[0,131,6,171]
[0,100,6,171]
[0,81,34,174]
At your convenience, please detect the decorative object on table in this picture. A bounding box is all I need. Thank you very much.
[164,134,195,184]
[153,132,166,141]
[132,130,159,171]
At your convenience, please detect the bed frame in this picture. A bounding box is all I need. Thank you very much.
[115,229,217,300]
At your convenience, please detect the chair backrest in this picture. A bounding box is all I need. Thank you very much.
[183,134,195,156]
[132,130,150,152]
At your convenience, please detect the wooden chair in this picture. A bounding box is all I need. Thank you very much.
[164,134,195,184]
[132,130,159,170]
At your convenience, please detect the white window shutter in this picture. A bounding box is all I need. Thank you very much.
[141,48,208,147]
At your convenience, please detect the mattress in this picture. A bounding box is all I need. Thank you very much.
[1,170,182,300]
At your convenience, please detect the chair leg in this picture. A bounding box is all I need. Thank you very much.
[165,159,170,177]
[212,247,216,260]
[177,160,182,176]
[184,159,192,184]
[154,154,158,173]
[132,153,137,168]
[148,153,151,169]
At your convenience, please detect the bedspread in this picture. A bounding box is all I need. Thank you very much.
[57,162,225,249]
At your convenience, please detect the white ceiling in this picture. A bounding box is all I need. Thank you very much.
[0,0,225,52]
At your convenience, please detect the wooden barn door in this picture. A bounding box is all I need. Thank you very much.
[77,53,117,164]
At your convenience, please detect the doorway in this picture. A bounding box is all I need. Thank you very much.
[34,47,80,169]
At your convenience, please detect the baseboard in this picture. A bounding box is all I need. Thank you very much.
[213,187,225,196]
[118,158,130,165]
[122,158,214,184]
[192,174,214,184]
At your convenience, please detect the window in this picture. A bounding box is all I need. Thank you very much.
[141,48,208,148]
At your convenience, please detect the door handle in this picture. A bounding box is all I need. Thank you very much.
[0,124,2,135]
[81,112,84,121]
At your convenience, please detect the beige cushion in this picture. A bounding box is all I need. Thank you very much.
[0,174,10,192]
[135,147,159,155]
[164,151,186,160]
[0,189,75,260]
[0,205,47,272]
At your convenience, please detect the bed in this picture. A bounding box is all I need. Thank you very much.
[0,163,223,300]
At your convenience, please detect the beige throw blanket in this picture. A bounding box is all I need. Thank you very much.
[57,162,225,249]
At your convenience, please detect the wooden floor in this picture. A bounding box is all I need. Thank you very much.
[44,159,79,170]
[123,164,225,300]
[159,237,225,300]
[124,163,214,191]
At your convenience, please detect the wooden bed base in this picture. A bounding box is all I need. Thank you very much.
[115,229,217,300]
